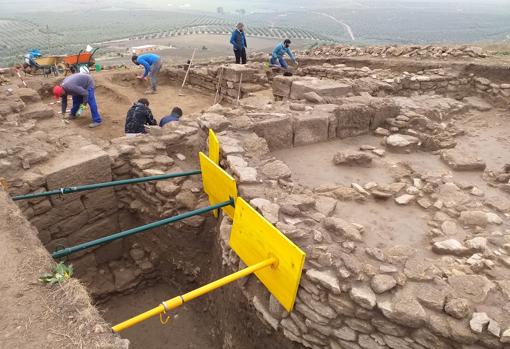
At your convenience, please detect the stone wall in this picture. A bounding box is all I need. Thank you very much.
[8,118,211,302]
[290,63,510,108]
[194,101,510,349]
[161,63,269,102]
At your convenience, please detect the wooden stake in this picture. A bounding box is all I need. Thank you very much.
[213,66,225,105]
[178,49,196,96]
[236,73,243,106]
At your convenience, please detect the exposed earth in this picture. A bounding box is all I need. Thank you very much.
[1,44,510,349]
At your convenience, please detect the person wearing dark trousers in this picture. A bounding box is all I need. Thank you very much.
[230,22,247,64]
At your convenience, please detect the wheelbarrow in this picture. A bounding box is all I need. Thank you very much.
[64,48,99,74]
[25,55,65,76]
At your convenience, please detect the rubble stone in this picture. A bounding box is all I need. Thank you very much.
[333,152,373,167]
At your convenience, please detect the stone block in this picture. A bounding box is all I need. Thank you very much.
[43,145,112,206]
[53,210,89,238]
[16,88,41,104]
[20,104,54,119]
[81,188,117,217]
[292,112,329,146]
[251,114,293,150]
[336,103,373,138]
[290,78,352,100]
[197,113,232,132]
[67,216,120,247]
[272,75,299,98]
[94,239,125,265]
[222,64,257,82]
[441,149,486,171]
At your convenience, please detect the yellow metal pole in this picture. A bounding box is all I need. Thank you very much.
[112,257,277,333]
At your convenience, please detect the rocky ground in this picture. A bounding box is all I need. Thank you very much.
[0,44,510,349]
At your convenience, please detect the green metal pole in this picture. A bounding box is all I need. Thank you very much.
[12,170,202,201]
[52,198,234,259]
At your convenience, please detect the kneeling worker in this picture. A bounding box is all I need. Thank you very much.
[131,53,162,94]
[53,72,102,128]
[159,107,183,127]
[124,98,158,136]
[270,39,297,70]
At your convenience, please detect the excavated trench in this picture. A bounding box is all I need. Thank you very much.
[19,143,298,349]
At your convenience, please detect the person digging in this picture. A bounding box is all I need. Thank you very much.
[53,72,102,128]
[270,38,298,72]
[131,53,162,94]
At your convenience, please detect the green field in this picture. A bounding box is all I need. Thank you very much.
[1,0,510,67]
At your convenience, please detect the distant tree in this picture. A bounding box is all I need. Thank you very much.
[217,7,224,14]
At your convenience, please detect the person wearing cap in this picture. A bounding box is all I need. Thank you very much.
[270,39,297,70]
[53,73,102,128]
[230,23,247,64]
[131,53,162,94]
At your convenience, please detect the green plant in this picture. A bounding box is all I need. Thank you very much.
[39,262,73,285]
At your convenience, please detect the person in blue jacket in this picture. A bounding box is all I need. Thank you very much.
[230,23,247,64]
[131,53,162,94]
[270,39,298,70]
[159,107,183,127]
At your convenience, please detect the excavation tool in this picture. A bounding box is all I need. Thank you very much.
[178,48,196,96]
[112,189,305,332]
[16,68,28,87]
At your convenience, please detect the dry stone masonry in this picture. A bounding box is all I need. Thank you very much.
[1,43,510,349]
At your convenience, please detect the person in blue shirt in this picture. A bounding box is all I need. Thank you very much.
[159,107,183,127]
[230,23,247,64]
[270,39,298,70]
[131,53,162,94]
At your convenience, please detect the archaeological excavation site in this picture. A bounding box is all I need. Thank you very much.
[1,45,510,349]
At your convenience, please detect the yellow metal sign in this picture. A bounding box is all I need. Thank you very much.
[199,152,237,219]
[208,129,220,166]
[230,197,306,312]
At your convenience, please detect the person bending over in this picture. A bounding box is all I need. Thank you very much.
[53,72,102,128]
[159,107,183,127]
[270,39,297,70]
[131,53,162,94]
[124,98,157,136]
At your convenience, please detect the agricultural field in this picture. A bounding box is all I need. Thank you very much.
[1,0,510,67]
[0,9,334,67]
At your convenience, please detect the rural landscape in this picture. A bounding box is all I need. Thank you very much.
[1,1,510,349]
[1,0,510,67]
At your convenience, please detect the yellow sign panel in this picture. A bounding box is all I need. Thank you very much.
[199,152,237,219]
[230,197,306,312]
[208,129,220,166]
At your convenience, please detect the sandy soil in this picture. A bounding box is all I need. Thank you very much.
[46,70,214,141]
[101,283,218,349]
[0,191,122,349]
[274,109,510,255]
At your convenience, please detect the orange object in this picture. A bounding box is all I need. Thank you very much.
[64,53,93,65]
